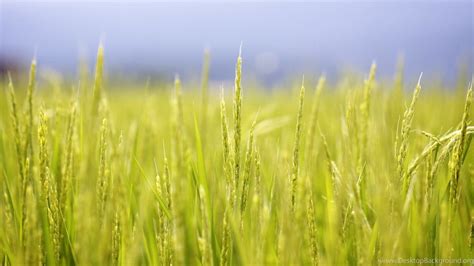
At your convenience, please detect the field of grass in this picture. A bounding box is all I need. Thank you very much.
[1,45,473,265]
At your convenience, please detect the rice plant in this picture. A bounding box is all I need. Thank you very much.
[0,45,473,266]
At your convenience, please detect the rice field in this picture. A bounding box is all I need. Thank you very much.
[1,45,473,265]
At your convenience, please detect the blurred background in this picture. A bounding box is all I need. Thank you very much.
[1,0,472,86]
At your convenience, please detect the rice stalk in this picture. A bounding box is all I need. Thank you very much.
[306,192,319,266]
[111,211,121,266]
[240,116,257,228]
[172,75,185,178]
[220,86,233,266]
[470,215,473,250]
[24,59,36,162]
[306,75,325,160]
[220,87,231,186]
[20,158,30,247]
[162,154,174,265]
[97,118,109,218]
[290,77,305,211]
[448,83,472,207]
[197,185,212,266]
[399,73,423,194]
[92,43,104,115]
[320,132,342,264]
[344,89,360,168]
[7,74,28,248]
[60,102,76,213]
[320,132,342,199]
[219,203,231,266]
[405,126,474,181]
[23,184,42,265]
[155,165,165,262]
[38,108,50,204]
[38,107,61,264]
[200,49,211,136]
[358,62,376,175]
[7,74,25,189]
[233,48,243,205]
[252,148,263,263]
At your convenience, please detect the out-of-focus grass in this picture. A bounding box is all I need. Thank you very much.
[0,46,473,265]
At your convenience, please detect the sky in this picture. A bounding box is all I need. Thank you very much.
[0,1,472,85]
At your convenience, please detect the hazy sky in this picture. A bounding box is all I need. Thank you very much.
[1,1,472,84]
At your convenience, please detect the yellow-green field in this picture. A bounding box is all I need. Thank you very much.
[1,46,473,265]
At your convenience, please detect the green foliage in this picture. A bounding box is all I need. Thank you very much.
[0,47,473,265]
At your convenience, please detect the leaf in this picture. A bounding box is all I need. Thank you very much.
[134,157,171,219]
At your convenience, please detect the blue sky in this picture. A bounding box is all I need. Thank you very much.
[1,1,472,84]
